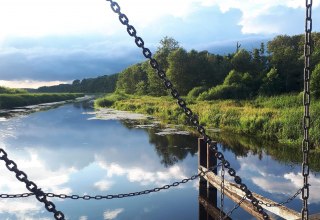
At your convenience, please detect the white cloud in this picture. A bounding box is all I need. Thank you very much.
[0,80,69,89]
[284,172,320,204]
[200,0,320,34]
[103,208,124,220]
[94,180,114,191]
[97,161,187,186]
[0,148,74,197]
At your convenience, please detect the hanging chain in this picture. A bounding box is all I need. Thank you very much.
[259,187,303,207]
[220,163,225,220]
[0,163,221,200]
[223,195,247,220]
[105,0,270,219]
[0,148,65,220]
[302,0,312,219]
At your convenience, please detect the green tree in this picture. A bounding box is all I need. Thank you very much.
[167,48,191,95]
[268,35,303,92]
[259,68,282,96]
[146,37,180,96]
[231,49,252,73]
[311,63,320,99]
[116,63,147,94]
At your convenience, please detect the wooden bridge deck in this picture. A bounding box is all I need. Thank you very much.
[197,138,320,220]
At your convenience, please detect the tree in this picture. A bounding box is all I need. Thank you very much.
[116,63,147,94]
[146,37,180,96]
[231,49,252,73]
[311,63,320,99]
[166,48,190,95]
[259,68,282,96]
[267,35,303,92]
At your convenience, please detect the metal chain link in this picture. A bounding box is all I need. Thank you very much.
[220,163,225,220]
[105,0,270,219]
[0,148,65,220]
[302,0,312,219]
[0,164,221,200]
[223,195,247,220]
[259,187,303,208]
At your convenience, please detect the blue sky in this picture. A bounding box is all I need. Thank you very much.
[0,0,319,88]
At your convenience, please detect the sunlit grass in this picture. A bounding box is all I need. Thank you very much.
[95,93,320,148]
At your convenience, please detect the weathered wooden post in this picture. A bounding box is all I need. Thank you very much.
[198,138,208,220]
[199,138,218,220]
[207,141,217,208]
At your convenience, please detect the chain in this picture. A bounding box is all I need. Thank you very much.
[220,163,225,220]
[0,164,221,200]
[259,187,303,208]
[105,1,270,219]
[0,148,65,220]
[223,195,247,220]
[302,0,312,219]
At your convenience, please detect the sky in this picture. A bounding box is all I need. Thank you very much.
[0,0,319,88]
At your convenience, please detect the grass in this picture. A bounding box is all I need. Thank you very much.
[0,93,84,109]
[95,93,320,149]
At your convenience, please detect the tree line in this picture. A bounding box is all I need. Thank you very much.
[116,34,320,100]
[37,33,320,99]
[37,74,118,93]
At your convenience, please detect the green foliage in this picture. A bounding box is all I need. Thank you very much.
[95,94,320,148]
[94,92,130,108]
[167,48,190,95]
[267,34,304,92]
[223,70,243,86]
[259,68,282,96]
[198,84,249,100]
[311,63,320,99]
[0,93,83,109]
[187,86,208,99]
[38,74,118,93]
[0,86,27,94]
[116,63,148,94]
[231,49,252,73]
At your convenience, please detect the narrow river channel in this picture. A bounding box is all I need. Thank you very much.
[0,100,319,220]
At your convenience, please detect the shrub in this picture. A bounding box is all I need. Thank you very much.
[198,84,249,100]
[187,86,208,99]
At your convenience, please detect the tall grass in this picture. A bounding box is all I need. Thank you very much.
[95,93,320,149]
[0,93,84,109]
[0,86,28,94]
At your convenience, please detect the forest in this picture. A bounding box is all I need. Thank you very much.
[38,33,320,100]
[114,34,320,100]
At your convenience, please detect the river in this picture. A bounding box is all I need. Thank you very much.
[0,100,319,220]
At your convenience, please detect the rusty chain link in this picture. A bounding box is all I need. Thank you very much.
[0,148,65,220]
[0,163,221,200]
[105,0,270,218]
[302,0,312,219]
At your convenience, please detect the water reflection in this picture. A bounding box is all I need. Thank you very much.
[0,102,319,220]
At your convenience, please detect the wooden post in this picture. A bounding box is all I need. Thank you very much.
[199,166,300,220]
[207,141,217,220]
[198,138,208,220]
[199,138,221,220]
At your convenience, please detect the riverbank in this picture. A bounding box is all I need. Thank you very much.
[0,93,84,109]
[95,93,320,149]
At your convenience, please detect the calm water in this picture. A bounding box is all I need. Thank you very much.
[0,101,319,220]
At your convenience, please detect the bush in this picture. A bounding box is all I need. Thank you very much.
[0,86,27,94]
[198,84,249,100]
[187,86,208,99]
[94,92,130,108]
